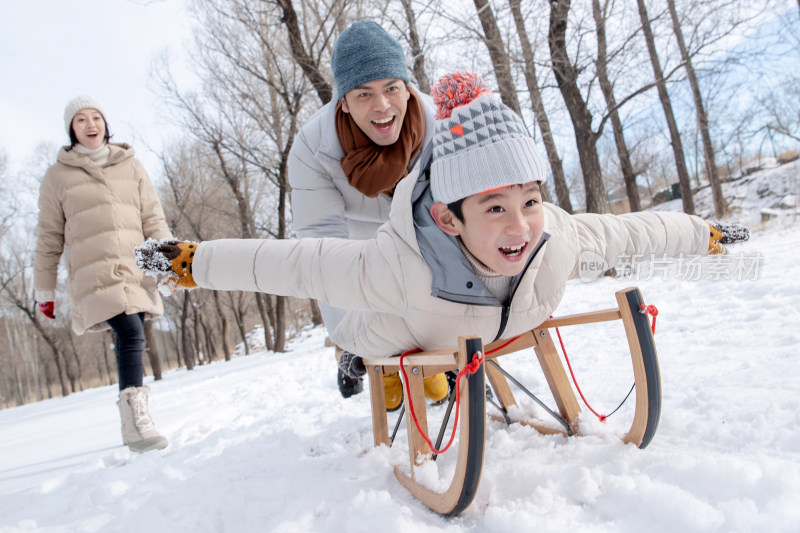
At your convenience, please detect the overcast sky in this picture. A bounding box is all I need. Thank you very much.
[0,0,194,180]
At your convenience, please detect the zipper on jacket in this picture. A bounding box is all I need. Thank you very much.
[491,234,549,343]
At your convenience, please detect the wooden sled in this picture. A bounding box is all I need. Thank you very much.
[362,287,661,517]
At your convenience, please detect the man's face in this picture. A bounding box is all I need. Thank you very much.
[443,182,545,276]
[341,78,410,146]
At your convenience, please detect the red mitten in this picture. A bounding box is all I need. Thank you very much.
[38,301,55,319]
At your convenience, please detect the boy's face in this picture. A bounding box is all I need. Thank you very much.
[341,78,410,146]
[432,182,545,277]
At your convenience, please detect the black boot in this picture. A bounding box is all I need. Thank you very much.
[337,351,365,398]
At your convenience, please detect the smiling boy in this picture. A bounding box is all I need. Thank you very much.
[137,73,741,358]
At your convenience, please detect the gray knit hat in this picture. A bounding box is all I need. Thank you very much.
[430,72,547,204]
[64,96,106,135]
[331,21,409,100]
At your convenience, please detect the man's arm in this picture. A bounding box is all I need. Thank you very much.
[288,129,349,239]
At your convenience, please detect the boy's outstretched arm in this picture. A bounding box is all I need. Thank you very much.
[567,209,750,273]
[135,236,408,315]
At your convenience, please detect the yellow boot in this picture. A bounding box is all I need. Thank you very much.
[384,372,403,412]
[423,372,449,405]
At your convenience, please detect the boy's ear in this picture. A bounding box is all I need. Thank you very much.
[430,202,461,236]
[340,96,350,114]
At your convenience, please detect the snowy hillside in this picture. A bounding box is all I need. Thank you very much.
[1,163,799,532]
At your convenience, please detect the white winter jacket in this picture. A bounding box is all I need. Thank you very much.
[191,165,709,357]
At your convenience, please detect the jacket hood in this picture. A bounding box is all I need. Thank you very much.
[57,142,134,170]
[407,156,550,307]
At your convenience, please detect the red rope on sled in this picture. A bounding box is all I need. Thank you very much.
[640,304,658,334]
[399,347,485,455]
[556,303,659,423]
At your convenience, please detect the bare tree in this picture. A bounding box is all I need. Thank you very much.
[509,0,572,212]
[593,0,642,212]
[667,0,726,217]
[398,0,431,93]
[548,0,608,213]
[636,0,695,214]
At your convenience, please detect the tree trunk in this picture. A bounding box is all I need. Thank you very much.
[637,0,695,215]
[276,0,333,105]
[473,0,554,203]
[509,0,572,212]
[273,296,286,353]
[473,0,521,114]
[548,0,608,213]
[400,0,431,94]
[66,332,83,392]
[667,0,726,218]
[255,293,275,352]
[229,293,250,355]
[309,299,323,326]
[213,291,233,361]
[181,291,195,370]
[593,0,641,212]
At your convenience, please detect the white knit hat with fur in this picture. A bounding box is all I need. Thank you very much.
[64,96,106,135]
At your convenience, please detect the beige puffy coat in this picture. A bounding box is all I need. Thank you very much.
[34,143,172,335]
[190,165,709,358]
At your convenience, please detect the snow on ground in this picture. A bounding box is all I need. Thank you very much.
[1,163,799,532]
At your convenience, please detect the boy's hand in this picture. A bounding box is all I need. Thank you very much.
[707,221,750,255]
[135,239,199,291]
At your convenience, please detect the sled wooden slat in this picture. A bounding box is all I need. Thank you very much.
[394,336,486,517]
[368,365,390,447]
[363,287,661,516]
[404,362,431,465]
[532,327,582,432]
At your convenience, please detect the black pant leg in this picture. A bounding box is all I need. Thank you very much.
[106,312,146,390]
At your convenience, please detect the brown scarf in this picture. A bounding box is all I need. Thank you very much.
[335,87,425,198]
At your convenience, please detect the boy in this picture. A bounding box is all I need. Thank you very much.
[136,73,746,360]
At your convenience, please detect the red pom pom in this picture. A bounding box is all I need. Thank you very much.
[432,72,491,119]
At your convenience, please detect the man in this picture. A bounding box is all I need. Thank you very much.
[287,20,446,405]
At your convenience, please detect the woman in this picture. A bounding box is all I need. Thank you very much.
[34,96,172,453]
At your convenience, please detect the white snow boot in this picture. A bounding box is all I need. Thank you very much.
[117,386,168,453]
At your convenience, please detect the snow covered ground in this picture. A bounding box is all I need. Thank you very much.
[1,164,799,532]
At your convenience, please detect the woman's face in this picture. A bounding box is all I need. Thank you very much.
[71,108,106,149]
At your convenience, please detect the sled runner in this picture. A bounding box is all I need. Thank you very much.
[362,287,661,517]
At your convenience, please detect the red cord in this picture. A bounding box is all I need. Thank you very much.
[555,327,608,422]
[556,303,659,423]
[399,348,485,454]
[640,304,658,333]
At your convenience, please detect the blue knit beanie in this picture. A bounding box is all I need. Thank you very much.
[331,21,409,100]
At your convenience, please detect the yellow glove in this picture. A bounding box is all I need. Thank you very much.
[707,221,750,255]
[135,239,199,291]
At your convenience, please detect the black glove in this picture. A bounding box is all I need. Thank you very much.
[708,221,750,255]
[135,239,199,291]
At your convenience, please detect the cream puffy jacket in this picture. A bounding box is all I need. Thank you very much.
[192,165,709,358]
[34,143,172,335]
